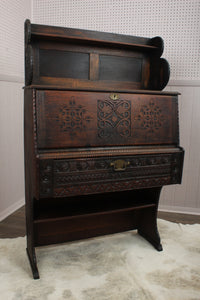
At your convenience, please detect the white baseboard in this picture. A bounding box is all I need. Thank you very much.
[158,205,200,215]
[0,198,25,222]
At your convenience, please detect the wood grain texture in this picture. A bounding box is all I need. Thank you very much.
[0,206,26,238]
[89,53,99,80]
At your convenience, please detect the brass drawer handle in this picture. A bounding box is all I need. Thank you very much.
[110,159,130,171]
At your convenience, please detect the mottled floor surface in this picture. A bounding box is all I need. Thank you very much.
[0,219,200,300]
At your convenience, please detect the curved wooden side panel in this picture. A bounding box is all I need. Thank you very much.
[149,57,170,90]
[149,36,164,57]
[25,19,31,47]
[159,58,170,90]
[25,45,33,86]
[148,36,170,90]
[25,19,33,86]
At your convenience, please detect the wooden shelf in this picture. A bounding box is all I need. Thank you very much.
[34,203,155,224]
[33,32,158,52]
[25,85,180,95]
[29,21,156,51]
[33,194,156,247]
[34,191,156,223]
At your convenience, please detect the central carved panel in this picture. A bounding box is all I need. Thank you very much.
[97,99,131,138]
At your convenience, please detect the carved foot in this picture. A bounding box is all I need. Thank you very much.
[138,229,163,252]
[137,187,163,252]
[26,248,40,279]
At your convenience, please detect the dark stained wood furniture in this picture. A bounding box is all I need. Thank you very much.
[24,19,184,279]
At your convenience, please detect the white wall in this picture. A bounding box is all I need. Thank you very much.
[160,83,200,214]
[0,81,25,220]
[0,0,31,220]
[0,0,199,220]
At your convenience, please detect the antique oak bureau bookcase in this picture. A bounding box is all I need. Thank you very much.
[24,19,184,279]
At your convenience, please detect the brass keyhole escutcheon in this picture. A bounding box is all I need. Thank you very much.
[110,93,119,100]
[110,159,130,171]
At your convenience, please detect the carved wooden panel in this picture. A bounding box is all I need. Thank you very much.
[55,96,93,137]
[54,177,171,198]
[39,160,53,198]
[134,99,165,133]
[97,99,131,138]
[39,152,183,198]
[36,90,179,149]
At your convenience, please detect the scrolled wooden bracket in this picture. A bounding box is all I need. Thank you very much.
[147,36,170,90]
[149,36,164,57]
[158,58,170,90]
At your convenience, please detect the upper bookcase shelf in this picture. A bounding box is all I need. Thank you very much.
[25,19,170,91]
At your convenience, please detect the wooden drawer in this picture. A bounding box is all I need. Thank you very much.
[36,90,179,149]
[38,151,184,198]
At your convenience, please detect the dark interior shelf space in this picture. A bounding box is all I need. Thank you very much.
[34,189,156,222]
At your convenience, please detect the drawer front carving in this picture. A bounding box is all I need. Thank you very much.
[39,152,183,198]
[36,90,179,149]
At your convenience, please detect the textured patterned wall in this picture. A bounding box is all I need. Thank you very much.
[0,0,31,79]
[32,0,200,81]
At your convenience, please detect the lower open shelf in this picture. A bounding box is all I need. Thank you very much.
[34,189,156,221]
[33,189,157,246]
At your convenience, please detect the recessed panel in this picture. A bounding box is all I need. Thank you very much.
[39,49,89,79]
[99,55,142,82]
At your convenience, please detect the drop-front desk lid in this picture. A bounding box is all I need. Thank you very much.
[32,89,180,150]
